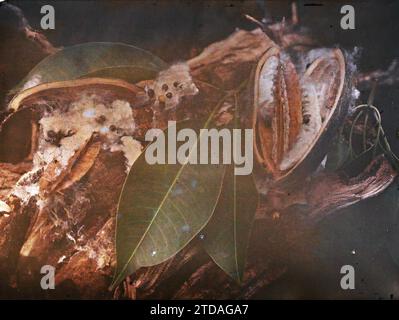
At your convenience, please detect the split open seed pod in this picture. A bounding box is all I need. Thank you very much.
[0,78,151,164]
[0,78,152,293]
[251,46,349,189]
[0,77,153,208]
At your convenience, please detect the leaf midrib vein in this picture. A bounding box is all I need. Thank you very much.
[115,94,228,284]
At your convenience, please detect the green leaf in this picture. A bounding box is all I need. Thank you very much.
[111,118,226,289]
[202,165,258,283]
[202,93,258,283]
[12,42,167,93]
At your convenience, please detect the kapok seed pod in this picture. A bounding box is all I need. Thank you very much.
[0,78,152,164]
[252,46,303,179]
[252,48,348,190]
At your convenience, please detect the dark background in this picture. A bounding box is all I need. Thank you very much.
[1,0,399,299]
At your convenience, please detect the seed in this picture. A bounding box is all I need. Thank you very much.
[303,114,311,124]
[147,88,155,98]
[173,81,180,88]
[47,130,56,138]
[92,132,101,141]
[65,129,76,137]
[162,84,169,91]
[96,115,107,124]
[109,125,117,132]
[45,136,61,147]
[30,168,43,183]
[96,115,106,123]
[166,92,173,99]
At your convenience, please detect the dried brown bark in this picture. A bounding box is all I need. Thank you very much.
[0,26,396,300]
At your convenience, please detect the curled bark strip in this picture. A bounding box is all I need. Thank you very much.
[357,60,399,90]
[55,140,101,192]
[39,137,93,197]
[306,156,397,221]
[257,156,396,222]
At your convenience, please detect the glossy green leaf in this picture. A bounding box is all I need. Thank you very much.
[202,94,258,283]
[12,42,167,93]
[202,165,258,283]
[111,120,226,289]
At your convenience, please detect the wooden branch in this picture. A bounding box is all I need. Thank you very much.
[357,59,399,89]
[258,156,397,223]
[4,3,60,55]
[306,156,396,221]
[0,3,61,109]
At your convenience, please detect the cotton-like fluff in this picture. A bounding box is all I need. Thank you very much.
[258,56,279,162]
[10,93,142,204]
[258,56,279,123]
[146,62,199,111]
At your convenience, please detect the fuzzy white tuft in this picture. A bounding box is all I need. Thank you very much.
[148,62,199,111]
[10,93,142,204]
[258,56,279,121]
